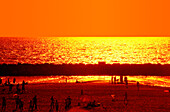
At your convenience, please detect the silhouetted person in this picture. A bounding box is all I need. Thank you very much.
[0,78,2,84]
[50,96,54,109]
[29,100,33,111]
[124,92,128,106]
[55,100,59,111]
[92,100,97,107]
[137,81,139,91]
[16,83,20,93]
[124,77,128,88]
[9,84,13,92]
[2,97,6,111]
[4,81,7,86]
[13,78,16,83]
[8,78,10,85]
[65,99,68,110]
[16,96,20,110]
[114,77,116,84]
[19,99,23,111]
[33,95,37,109]
[111,76,113,84]
[67,96,71,108]
[22,80,25,93]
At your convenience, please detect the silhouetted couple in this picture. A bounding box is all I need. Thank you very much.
[28,95,37,111]
[49,96,59,111]
[65,96,72,110]
[15,96,23,111]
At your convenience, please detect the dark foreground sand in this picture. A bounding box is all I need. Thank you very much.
[1,83,170,112]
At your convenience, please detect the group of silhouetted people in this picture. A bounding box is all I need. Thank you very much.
[0,78,26,94]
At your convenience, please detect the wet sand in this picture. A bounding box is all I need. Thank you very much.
[1,83,170,112]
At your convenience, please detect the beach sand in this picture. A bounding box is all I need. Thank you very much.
[1,83,170,112]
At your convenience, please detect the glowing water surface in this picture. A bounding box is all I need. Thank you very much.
[0,37,169,87]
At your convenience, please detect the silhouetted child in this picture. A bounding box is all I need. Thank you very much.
[50,96,54,109]
[33,95,37,109]
[2,97,6,111]
[29,100,33,111]
[55,100,59,111]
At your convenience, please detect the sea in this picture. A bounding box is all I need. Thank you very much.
[0,37,169,87]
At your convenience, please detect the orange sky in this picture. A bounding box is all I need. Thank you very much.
[0,0,170,37]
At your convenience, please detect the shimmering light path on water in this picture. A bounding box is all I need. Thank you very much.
[0,37,169,64]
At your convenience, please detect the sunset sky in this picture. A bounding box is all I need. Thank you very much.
[0,0,170,37]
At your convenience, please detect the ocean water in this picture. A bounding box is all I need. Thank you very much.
[0,37,169,87]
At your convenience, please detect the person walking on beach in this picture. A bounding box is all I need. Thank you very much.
[33,95,37,110]
[29,100,33,111]
[67,96,72,108]
[50,96,54,109]
[2,97,6,111]
[16,96,20,110]
[55,100,59,111]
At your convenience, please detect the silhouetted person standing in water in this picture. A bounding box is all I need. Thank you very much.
[33,95,37,110]
[2,97,6,111]
[137,81,139,91]
[13,78,16,83]
[0,78,2,84]
[22,80,25,93]
[55,100,59,111]
[50,96,54,109]
[8,78,10,85]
